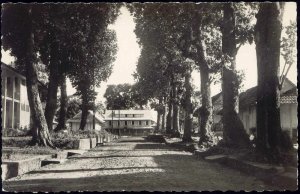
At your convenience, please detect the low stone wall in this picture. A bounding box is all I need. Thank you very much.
[1,164,8,180]
[2,155,52,180]
[90,138,97,148]
[77,138,90,150]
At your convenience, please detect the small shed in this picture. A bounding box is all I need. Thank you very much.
[67,110,105,131]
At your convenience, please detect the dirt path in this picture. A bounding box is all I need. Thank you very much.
[3,137,279,192]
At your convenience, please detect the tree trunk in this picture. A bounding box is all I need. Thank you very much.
[54,75,67,132]
[79,93,89,130]
[182,66,193,142]
[25,7,54,148]
[255,2,292,161]
[172,82,180,137]
[161,97,167,132]
[198,65,214,146]
[166,91,173,134]
[44,33,60,132]
[221,3,250,147]
[156,111,161,132]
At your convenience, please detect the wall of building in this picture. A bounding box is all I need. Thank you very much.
[104,120,152,129]
[69,121,102,131]
[239,104,297,139]
[1,65,30,129]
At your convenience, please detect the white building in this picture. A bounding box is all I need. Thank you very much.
[67,110,105,131]
[104,109,156,136]
[1,62,30,129]
[212,78,298,142]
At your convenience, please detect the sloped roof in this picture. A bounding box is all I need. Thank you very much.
[67,110,105,123]
[212,92,222,103]
[1,62,25,78]
[212,78,297,111]
[1,62,47,90]
[239,86,298,110]
[104,109,156,121]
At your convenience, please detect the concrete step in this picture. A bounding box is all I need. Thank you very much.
[66,150,87,157]
[41,159,66,166]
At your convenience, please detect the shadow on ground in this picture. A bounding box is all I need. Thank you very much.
[3,152,281,192]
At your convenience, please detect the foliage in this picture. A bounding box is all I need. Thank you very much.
[67,4,120,112]
[280,21,297,87]
[104,83,146,109]
[2,128,30,137]
[2,136,32,148]
[281,21,297,66]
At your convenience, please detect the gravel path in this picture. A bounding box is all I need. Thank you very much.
[3,137,279,192]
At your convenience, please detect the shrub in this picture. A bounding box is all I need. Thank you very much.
[2,137,32,148]
[52,138,79,149]
[2,128,30,137]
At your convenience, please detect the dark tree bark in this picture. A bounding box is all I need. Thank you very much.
[166,90,173,134]
[198,65,214,146]
[54,75,67,132]
[155,97,162,132]
[182,66,193,142]
[221,3,250,147]
[161,97,167,131]
[171,82,181,137]
[44,39,60,131]
[25,7,54,148]
[79,92,89,130]
[255,2,292,161]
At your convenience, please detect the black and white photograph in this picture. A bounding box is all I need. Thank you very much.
[1,2,297,192]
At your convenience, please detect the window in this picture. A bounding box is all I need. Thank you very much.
[26,105,29,112]
[21,103,25,111]
[109,121,111,126]
[7,77,13,98]
[125,114,127,117]
[139,121,142,125]
[146,121,149,125]
[118,121,120,126]
[125,121,127,125]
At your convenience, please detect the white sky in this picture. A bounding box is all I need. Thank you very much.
[1,3,297,102]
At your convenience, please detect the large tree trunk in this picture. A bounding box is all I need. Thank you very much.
[25,7,54,148]
[182,66,193,142]
[221,3,250,147]
[44,46,59,131]
[79,93,89,130]
[155,97,162,132]
[161,97,167,132]
[198,65,214,146]
[172,82,181,137]
[54,75,67,132]
[255,2,292,161]
[166,91,173,134]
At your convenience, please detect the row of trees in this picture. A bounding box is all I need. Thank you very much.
[2,3,120,147]
[128,2,295,161]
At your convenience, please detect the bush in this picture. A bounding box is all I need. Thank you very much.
[2,128,30,137]
[52,138,79,149]
[2,137,32,148]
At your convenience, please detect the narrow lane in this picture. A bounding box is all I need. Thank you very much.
[3,137,278,192]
